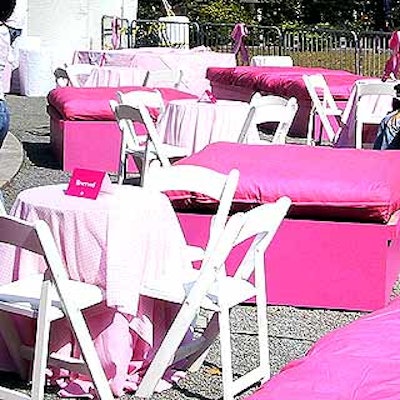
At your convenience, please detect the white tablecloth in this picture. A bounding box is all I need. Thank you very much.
[84,66,148,87]
[73,47,236,96]
[157,98,260,154]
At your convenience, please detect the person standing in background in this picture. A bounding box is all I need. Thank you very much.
[0,0,26,148]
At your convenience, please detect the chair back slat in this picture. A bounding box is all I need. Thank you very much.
[239,94,298,144]
[303,74,342,143]
[200,196,291,281]
[0,215,44,256]
[143,69,183,89]
[145,165,240,256]
[117,89,166,116]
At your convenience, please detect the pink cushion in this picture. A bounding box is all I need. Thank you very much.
[47,86,197,121]
[176,142,400,223]
[246,298,400,400]
[207,66,365,100]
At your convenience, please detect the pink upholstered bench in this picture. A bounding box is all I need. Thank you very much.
[47,86,197,173]
[174,142,400,311]
[206,66,366,137]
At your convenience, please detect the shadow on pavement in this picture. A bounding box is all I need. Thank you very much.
[22,141,61,170]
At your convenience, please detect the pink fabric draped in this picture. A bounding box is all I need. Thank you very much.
[230,23,249,64]
[382,31,400,81]
[111,17,121,50]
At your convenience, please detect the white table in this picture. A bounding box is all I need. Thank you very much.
[84,66,148,87]
[157,99,260,154]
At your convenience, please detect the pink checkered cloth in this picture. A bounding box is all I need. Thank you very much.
[0,183,191,396]
[3,184,189,315]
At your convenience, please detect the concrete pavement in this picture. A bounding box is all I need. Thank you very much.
[0,131,24,189]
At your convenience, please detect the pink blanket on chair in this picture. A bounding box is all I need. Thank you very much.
[246,297,400,400]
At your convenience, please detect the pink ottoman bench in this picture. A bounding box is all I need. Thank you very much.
[206,66,366,137]
[174,142,400,311]
[47,86,197,173]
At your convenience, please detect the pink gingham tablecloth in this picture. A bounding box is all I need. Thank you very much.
[3,184,189,315]
[0,183,191,396]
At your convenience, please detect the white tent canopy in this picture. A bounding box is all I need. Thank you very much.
[25,0,138,66]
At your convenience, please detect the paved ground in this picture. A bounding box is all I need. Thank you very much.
[0,94,365,399]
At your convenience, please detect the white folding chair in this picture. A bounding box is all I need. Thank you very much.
[144,165,239,262]
[250,55,294,67]
[136,197,292,400]
[239,94,298,144]
[117,89,166,119]
[110,101,188,185]
[0,215,113,400]
[143,69,184,89]
[303,74,343,145]
[354,80,398,149]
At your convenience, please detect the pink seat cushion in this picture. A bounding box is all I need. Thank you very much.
[206,66,365,100]
[47,86,197,121]
[246,298,400,400]
[175,142,400,223]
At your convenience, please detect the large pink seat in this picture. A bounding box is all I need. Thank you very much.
[47,86,197,172]
[246,297,400,400]
[173,142,400,311]
[207,66,366,137]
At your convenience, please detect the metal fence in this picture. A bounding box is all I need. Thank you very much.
[101,16,393,77]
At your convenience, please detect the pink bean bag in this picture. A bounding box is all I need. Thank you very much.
[246,297,400,400]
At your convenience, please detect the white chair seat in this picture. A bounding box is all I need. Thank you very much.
[141,269,256,312]
[0,274,104,320]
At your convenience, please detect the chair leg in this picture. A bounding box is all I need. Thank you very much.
[256,286,271,382]
[306,111,315,146]
[62,298,114,400]
[117,156,126,185]
[136,298,202,398]
[140,147,152,187]
[355,121,362,149]
[218,307,235,400]
[31,282,53,400]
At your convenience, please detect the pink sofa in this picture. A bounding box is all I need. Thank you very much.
[206,66,366,137]
[47,86,197,173]
[174,142,400,311]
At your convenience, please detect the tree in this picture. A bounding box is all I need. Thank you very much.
[138,0,253,24]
